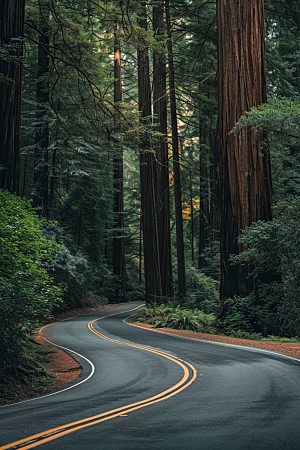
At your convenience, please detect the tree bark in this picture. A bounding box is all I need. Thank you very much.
[217,0,273,312]
[138,2,163,302]
[166,0,186,297]
[153,6,174,299]
[198,125,210,268]
[189,170,194,262]
[0,0,25,193]
[112,26,126,301]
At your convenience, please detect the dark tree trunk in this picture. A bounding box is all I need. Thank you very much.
[33,22,49,214]
[198,110,219,269]
[139,209,142,285]
[217,0,273,313]
[189,171,194,262]
[112,27,126,301]
[0,0,25,193]
[166,0,186,297]
[50,96,61,214]
[138,2,163,302]
[22,154,27,198]
[153,6,174,299]
[49,147,56,211]
[199,151,210,267]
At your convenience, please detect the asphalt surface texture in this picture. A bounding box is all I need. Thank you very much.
[1,302,300,450]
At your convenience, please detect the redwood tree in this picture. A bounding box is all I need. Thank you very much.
[138,2,164,302]
[153,5,173,299]
[0,0,25,193]
[217,0,273,311]
[166,0,186,297]
[112,26,126,301]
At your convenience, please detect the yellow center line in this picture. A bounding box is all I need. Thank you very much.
[1,304,197,450]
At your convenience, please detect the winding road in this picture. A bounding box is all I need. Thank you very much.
[1,302,300,450]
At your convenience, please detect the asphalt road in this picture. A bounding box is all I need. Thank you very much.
[1,302,300,450]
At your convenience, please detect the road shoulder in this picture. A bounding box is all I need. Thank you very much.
[125,321,300,359]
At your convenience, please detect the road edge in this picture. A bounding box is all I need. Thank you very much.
[124,319,300,363]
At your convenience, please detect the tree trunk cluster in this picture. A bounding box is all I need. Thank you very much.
[137,2,174,302]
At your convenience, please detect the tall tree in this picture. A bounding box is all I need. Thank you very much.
[217,0,273,312]
[112,24,126,301]
[153,5,174,299]
[138,2,164,302]
[33,3,50,214]
[0,0,25,193]
[166,0,186,297]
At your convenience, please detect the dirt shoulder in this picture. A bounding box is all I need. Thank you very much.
[127,322,300,359]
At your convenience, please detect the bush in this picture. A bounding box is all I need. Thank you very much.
[45,244,88,309]
[199,240,220,281]
[220,294,273,336]
[0,190,62,372]
[224,196,300,337]
[42,222,89,308]
[131,303,216,334]
[180,263,219,314]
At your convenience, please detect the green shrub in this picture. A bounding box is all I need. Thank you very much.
[199,240,220,281]
[225,330,264,341]
[42,222,89,308]
[220,294,272,336]
[45,244,88,309]
[181,263,219,314]
[0,190,62,372]
[131,303,216,334]
[224,196,300,337]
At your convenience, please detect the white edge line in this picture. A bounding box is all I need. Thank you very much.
[1,329,95,409]
[124,318,300,364]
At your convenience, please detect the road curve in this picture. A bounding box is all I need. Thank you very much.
[1,302,300,450]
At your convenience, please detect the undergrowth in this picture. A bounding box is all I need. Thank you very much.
[222,329,300,342]
[0,338,56,402]
[130,303,217,334]
[131,304,300,343]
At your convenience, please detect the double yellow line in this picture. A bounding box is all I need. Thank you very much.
[1,305,197,450]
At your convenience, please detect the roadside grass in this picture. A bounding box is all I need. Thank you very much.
[221,330,300,342]
[261,335,300,343]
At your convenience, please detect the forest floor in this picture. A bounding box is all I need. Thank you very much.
[1,303,300,407]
